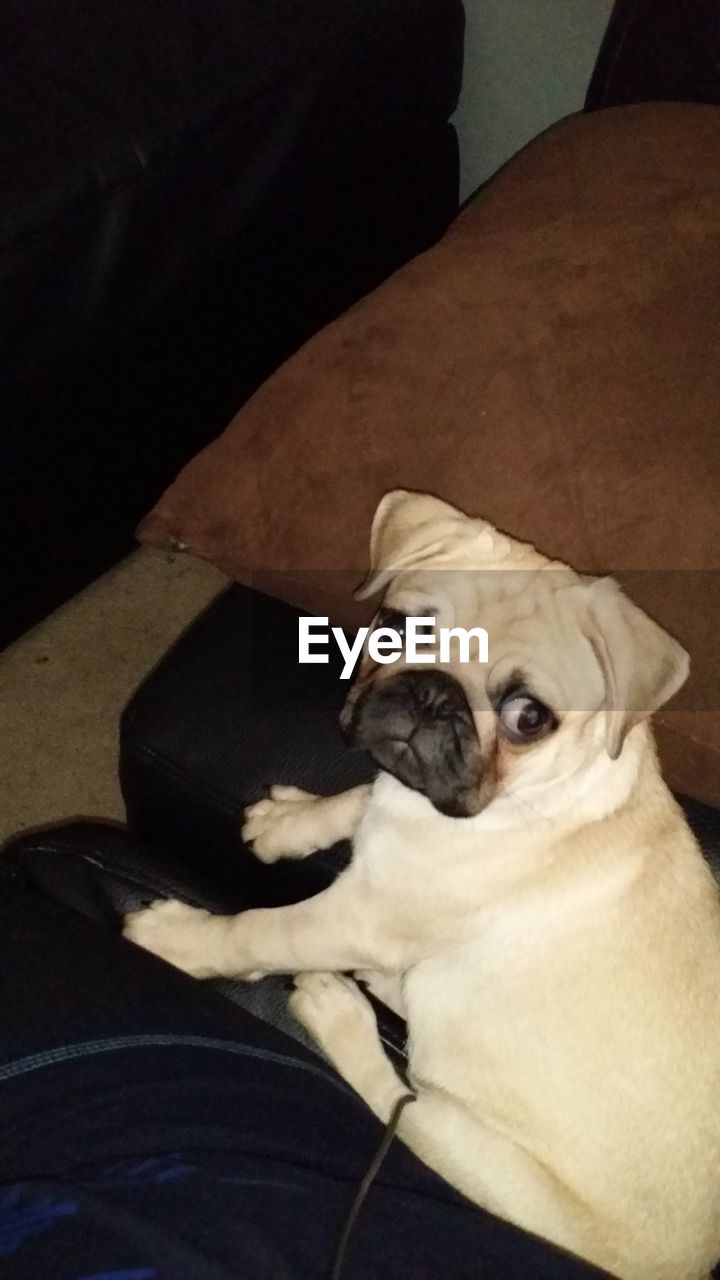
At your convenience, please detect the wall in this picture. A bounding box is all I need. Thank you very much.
[453,0,614,202]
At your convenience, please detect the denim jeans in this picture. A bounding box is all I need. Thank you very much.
[0,840,608,1280]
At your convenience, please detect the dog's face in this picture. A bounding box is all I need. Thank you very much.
[341,490,689,819]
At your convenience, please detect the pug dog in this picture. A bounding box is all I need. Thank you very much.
[124,490,720,1280]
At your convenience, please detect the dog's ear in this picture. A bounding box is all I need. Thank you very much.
[582,577,690,759]
[355,489,477,599]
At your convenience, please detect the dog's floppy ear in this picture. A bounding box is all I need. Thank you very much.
[355,489,477,599]
[582,577,690,759]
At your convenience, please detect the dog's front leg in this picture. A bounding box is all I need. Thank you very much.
[242,783,371,863]
[292,973,412,1117]
[123,875,397,980]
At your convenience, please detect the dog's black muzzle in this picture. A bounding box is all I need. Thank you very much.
[345,669,483,818]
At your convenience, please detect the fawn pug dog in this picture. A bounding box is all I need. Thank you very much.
[125,491,720,1280]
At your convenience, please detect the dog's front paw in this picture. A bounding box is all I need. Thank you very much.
[123,899,228,979]
[290,972,377,1052]
[241,785,323,863]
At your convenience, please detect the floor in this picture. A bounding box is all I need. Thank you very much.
[0,549,228,847]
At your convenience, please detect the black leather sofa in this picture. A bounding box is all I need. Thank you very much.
[1,0,463,649]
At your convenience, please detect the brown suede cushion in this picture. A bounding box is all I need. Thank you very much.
[139,103,720,807]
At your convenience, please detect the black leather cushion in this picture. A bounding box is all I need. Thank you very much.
[121,586,376,905]
[121,584,720,889]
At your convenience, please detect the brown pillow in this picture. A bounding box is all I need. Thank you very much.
[139,102,720,807]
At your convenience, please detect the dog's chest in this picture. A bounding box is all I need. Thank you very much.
[352,790,491,922]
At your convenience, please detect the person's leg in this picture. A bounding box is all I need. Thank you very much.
[2,820,328,1050]
[0,854,321,1066]
[0,845,606,1280]
[0,867,406,1277]
[0,862,451,1278]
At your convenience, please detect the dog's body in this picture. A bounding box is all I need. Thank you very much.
[125,492,720,1280]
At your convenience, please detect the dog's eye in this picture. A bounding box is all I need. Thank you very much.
[497,694,556,744]
[377,608,407,637]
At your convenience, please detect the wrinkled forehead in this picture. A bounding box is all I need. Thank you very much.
[385,564,578,617]
[383,568,605,714]
[486,596,606,714]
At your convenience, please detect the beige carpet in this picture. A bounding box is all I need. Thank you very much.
[0,549,228,846]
